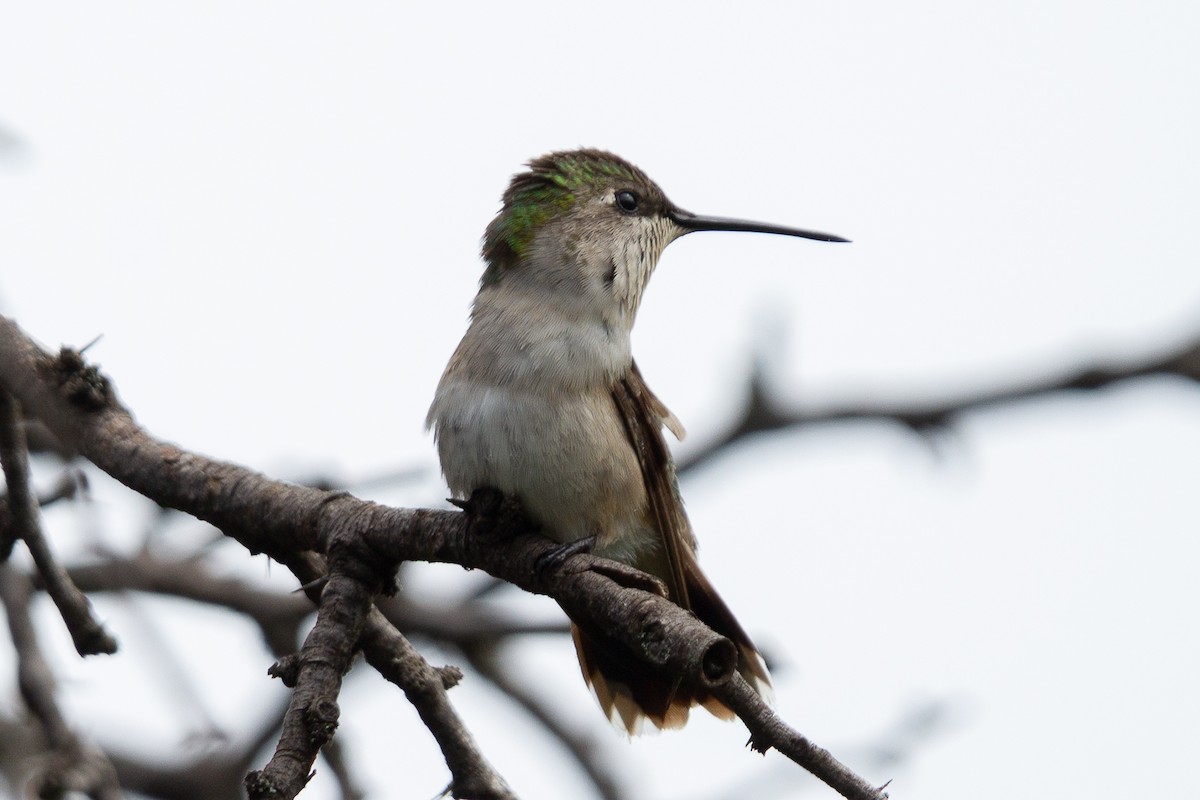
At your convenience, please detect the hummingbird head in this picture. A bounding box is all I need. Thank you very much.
[481,148,846,319]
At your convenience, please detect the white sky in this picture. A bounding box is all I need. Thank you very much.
[1,3,1199,799]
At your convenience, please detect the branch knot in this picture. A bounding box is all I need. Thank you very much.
[49,348,112,411]
[303,698,340,747]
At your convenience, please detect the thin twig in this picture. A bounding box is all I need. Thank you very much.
[0,390,116,655]
[67,548,531,800]
[717,674,890,800]
[678,333,1200,473]
[2,468,85,560]
[0,563,122,799]
[288,552,516,800]
[103,696,291,800]
[67,555,311,657]
[464,645,630,800]
[320,735,367,800]
[246,504,402,799]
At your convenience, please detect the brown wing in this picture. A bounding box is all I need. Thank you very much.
[610,360,694,608]
[571,360,772,733]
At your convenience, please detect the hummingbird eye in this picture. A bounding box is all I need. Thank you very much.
[615,190,640,214]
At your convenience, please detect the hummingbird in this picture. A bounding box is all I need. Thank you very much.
[427,149,846,733]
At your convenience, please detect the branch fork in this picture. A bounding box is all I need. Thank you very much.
[0,314,887,800]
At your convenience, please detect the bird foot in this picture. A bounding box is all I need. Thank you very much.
[453,487,536,541]
[535,535,597,582]
[534,538,667,597]
[589,561,668,597]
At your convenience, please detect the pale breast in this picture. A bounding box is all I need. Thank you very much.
[429,378,649,549]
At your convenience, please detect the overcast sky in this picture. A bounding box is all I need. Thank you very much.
[2,3,1199,799]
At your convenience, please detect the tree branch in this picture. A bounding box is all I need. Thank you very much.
[1,467,84,559]
[246,523,384,799]
[679,332,1200,472]
[0,313,886,800]
[463,644,630,800]
[0,563,122,799]
[0,389,116,655]
[718,674,889,800]
[281,549,517,800]
[103,697,291,800]
[66,554,312,659]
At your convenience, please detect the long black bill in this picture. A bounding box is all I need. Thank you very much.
[668,208,849,243]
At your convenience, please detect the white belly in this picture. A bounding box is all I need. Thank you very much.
[428,377,649,553]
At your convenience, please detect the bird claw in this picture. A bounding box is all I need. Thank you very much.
[589,561,668,597]
[534,539,666,597]
[453,486,506,516]
[535,535,597,582]
[454,487,535,541]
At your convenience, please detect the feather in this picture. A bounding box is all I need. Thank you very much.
[572,360,771,732]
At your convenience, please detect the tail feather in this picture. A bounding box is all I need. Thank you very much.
[572,553,771,734]
[572,623,691,734]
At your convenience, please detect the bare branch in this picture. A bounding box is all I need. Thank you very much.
[0,563,122,799]
[287,552,517,800]
[320,735,367,800]
[67,554,311,657]
[104,697,290,800]
[679,332,1200,472]
[64,537,516,797]
[379,591,570,643]
[246,523,384,799]
[0,389,116,655]
[2,468,85,564]
[718,674,889,800]
[67,549,536,799]
[360,604,516,800]
[0,314,886,799]
[465,645,630,800]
